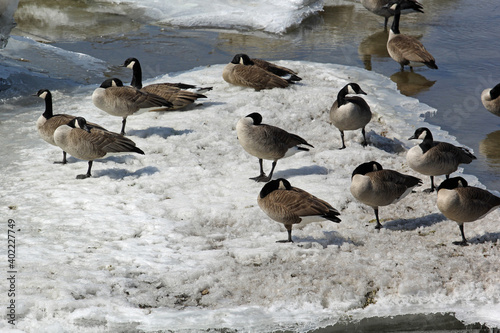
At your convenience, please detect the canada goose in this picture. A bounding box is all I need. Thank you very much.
[407,127,476,192]
[122,57,211,110]
[481,83,500,117]
[223,54,295,91]
[236,113,314,182]
[329,83,372,149]
[361,0,423,28]
[350,161,422,229]
[387,2,437,71]
[92,78,173,135]
[53,117,145,179]
[36,89,106,164]
[258,178,341,243]
[437,177,500,246]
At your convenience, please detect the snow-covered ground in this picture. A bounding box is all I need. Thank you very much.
[2,61,499,332]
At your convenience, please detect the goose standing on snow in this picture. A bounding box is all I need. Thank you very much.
[258,178,341,243]
[53,117,145,179]
[437,177,500,246]
[361,0,423,28]
[223,54,296,91]
[236,113,313,182]
[386,2,437,71]
[92,78,173,135]
[122,57,211,111]
[481,83,500,117]
[350,161,422,229]
[407,127,476,192]
[36,89,106,164]
[329,83,372,149]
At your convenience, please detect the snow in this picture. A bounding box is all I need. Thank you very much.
[1,61,500,331]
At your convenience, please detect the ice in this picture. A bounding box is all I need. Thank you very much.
[0,36,107,100]
[102,0,324,34]
[1,61,499,332]
[0,0,19,48]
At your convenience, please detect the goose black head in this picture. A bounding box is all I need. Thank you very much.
[337,83,367,106]
[388,1,401,13]
[408,127,432,141]
[99,78,124,89]
[352,161,383,178]
[437,177,469,191]
[346,83,367,95]
[259,178,292,198]
[36,89,51,100]
[68,117,91,133]
[123,57,139,69]
[246,112,263,125]
[231,53,253,65]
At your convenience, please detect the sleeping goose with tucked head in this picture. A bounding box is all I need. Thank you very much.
[92,78,173,135]
[36,89,107,164]
[437,177,500,246]
[386,2,437,71]
[329,83,372,149]
[53,117,144,179]
[350,161,422,229]
[407,127,476,192]
[223,54,295,91]
[122,57,211,111]
[236,113,313,182]
[258,178,341,243]
[481,83,500,117]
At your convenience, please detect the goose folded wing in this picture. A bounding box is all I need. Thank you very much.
[82,129,140,153]
[108,86,171,108]
[252,59,301,79]
[465,187,500,210]
[290,187,339,217]
[264,190,303,224]
[376,170,422,192]
[398,36,435,63]
[142,84,206,104]
[268,127,312,149]
[235,65,289,89]
[435,142,476,162]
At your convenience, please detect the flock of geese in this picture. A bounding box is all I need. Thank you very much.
[35,0,500,246]
[237,106,497,246]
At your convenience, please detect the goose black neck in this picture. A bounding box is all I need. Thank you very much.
[130,62,143,89]
[337,86,348,107]
[490,83,500,99]
[391,7,401,34]
[419,131,434,153]
[42,93,53,118]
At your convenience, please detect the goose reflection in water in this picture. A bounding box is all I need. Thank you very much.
[390,71,436,96]
[358,29,390,71]
[480,130,500,169]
